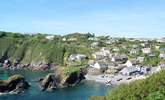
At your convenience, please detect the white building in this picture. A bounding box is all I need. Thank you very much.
[88,37,99,41]
[125,60,138,67]
[160,53,165,59]
[46,35,54,40]
[91,42,99,48]
[92,48,111,60]
[130,49,139,54]
[69,54,87,62]
[159,61,165,69]
[89,62,108,69]
[137,57,145,62]
[113,48,119,52]
[142,48,151,54]
[155,46,160,49]
[62,38,67,41]
[68,38,77,41]
[120,66,140,76]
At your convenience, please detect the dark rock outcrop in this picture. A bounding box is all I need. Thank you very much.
[1,59,58,71]
[0,75,30,94]
[38,68,86,92]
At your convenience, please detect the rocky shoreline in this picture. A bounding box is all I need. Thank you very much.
[0,67,87,94]
[0,75,30,94]
[1,59,59,71]
[38,71,85,92]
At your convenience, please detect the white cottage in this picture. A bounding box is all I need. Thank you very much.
[92,48,111,60]
[125,60,138,67]
[46,35,54,40]
[130,49,139,54]
[90,62,108,69]
[142,48,151,54]
[137,57,145,62]
[160,53,165,59]
[69,54,87,62]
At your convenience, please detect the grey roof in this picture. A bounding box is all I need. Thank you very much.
[121,66,139,73]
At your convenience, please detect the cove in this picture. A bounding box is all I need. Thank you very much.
[0,69,111,100]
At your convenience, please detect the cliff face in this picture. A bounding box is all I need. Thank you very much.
[0,75,30,93]
[0,38,65,66]
[0,37,70,71]
[38,67,86,91]
[0,34,90,70]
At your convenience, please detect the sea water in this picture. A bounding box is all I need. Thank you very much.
[0,69,111,100]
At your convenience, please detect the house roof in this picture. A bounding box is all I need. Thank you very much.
[112,55,127,60]
[160,61,165,65]
[121,66,139,73]
[160,48,165,51]
[128,60,138,65]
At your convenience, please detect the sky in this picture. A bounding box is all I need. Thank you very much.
[0,0,165,38]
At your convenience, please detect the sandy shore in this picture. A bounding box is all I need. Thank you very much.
[85,74,146,86]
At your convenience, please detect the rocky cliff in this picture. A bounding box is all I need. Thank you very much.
[38,67,86,91]
[0,75,30,94]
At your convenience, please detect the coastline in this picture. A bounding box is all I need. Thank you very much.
[85,74,146,86]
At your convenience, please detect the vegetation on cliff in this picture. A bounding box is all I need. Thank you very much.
[0,31,92,66]
[38,67,86,91]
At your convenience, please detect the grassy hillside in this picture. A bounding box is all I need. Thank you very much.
[90,70,165,100]
[0,32,92,65]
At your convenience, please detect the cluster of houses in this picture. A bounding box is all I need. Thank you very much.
[69,45,165,78]
[55,35,165,78]
[67,43,165,77]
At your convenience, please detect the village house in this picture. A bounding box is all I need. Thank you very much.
[142,48,151,54]
[91,42,100,48]
[137,57,145,63]
[159,61,165,69]
[89,61,108,69]
[125,60,139,67]
[120,66,140,76]
[88,37,99,41]
[156,38,165,43]
[46,35,54,40]
[68,54,87,62]
[150,66,162,74]
[155,46,160,49]
[92,48,111,60]
[149,53,156,57]
[132,44,139,49]
[130,49,139,54]
[120,65,150,76]
[62,38,67,41]
[111,56,128,63]
[141,42,151,47]
[160,48,165,52]
[140,67,151,75]
[121,45,127,49]
[105,38,117,44]
[113,48,120,52]
[160,52,165,59]
[68,38,77,41]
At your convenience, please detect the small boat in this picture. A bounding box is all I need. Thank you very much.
[105,80,112,86]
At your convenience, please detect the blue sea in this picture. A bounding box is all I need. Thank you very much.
[0,69,111,100]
